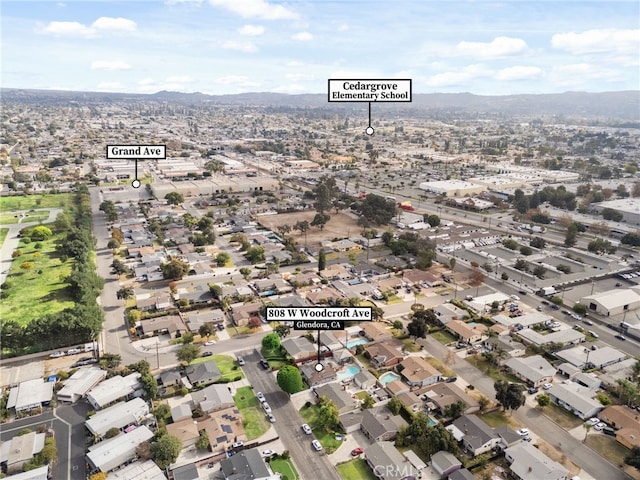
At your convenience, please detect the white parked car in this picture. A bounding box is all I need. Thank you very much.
[67,348,82,355]
[204,340,216,346]
[49,351,66,358]
[302,423,312,435]
[594,422,607,431]
[312,439,323,451]
[262,449,275,457]
[256,392,266,403]
[262,402,271,413]
[518,428,529,436]
[542,383,552,390]
[587,417,600,425]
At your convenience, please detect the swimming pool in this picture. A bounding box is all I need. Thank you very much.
[379,371,401,385]
[467,321,477,326]
[345,338,368,349]
[337,365,360,380]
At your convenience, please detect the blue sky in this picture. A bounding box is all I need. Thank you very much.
[3,0,639,95]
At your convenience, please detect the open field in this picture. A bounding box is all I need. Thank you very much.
[233,386,270,440]
[0,210,51,225]
[256,211,363,248]
[0,193,71,211]
[0,235,74,326]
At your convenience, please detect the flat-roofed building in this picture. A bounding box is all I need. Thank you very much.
[87,426,154,473]
[2,465,49,480]
[581,288,640,317]
[85,398,150,438]
[106,460,166,480]
[419,180,486,197]
[6,379,53,413]
[0,431,45,473]
[57,367,107,404]
[87,373,142,410]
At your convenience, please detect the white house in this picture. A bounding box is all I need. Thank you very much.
[57,367,106,404]
[547,382,602,420]
[505,443,568,480]
[86,426,154,473]
[85,398,150,438]
[87,373,142,410]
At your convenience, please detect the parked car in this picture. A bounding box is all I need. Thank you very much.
[594,422,607,431]
[542,383,552,390]
[302,423,312,435]
[202,352,213,357]
[237,356,245,366]
[67,348,82,355]
[267,413,276,423]
[551,304,560,310]
[587,417,600,425]
[232,441,244,449]
[49,351,66,358]
[312,439,323,451]
[583,319,594,325]
[204,340,216,346]
[259,359,270,369]
[257,392,266,403]
[262,449,275,457]
[527,387,539,394]
[262,402,272,413]
[351,447,364,456]
[615,334,627,341]
[216,323,225,331]
[518,428,529,436]
[603,426,616,436]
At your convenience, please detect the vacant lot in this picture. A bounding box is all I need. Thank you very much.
[0,193,71,211]
[0,235,74,326]
[256,211,363,248]
[233,386,269,440]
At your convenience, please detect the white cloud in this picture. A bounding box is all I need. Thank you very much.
[552,28,639,55]
[166,75,193,83]
[551,63,622,86]
[165,0,203,5]
[337,23,349,32]
[292,31,313,41]
[96,82,123,91]
[209,0,298,20]
[138,78,155,86]
[426,65,492,87]
[494,66,542,81]
[40,21,95,37]
[456,36,527,58]
[40,16,137,37]
[286,61,305,67]
[91,60,131,71]
[91,17,137,32]
[238,24,265,36]
[221,40,258,52]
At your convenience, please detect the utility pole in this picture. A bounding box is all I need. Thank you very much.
[156,338,160,370]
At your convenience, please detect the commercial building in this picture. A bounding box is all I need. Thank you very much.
[419,180,486,197]
[591,198,640,226]
[580,288,640,317]
[57,367,107,403]
[86,425,154,473]
[87,373,142,410]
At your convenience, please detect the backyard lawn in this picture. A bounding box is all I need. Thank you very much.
[336,459,378,480]
[299,403,344,453]
[0,234,74,326]
[269,458,300,480]
[0,193,71,211]
[233,386,269,440]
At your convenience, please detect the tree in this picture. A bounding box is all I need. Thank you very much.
[361,393,375,409]
[588,238,616,255]
[407,316,428,340]
[387,396,403,415]
[311,212,331,230]
[110,259,129,275]
[161,258,190,280]
[215,252,230,267]
[100,353,121,369]
[89,473,108,480]
[116,287,134,300]
[494,380,525,413]
[141,373,158,400]
[426,214,440,227]
[502,239,519,250]
[392,320,403,330]
[107,239,120,249]
[583,422,593,443]
[105,427,120,439]
[449,258,456,272]
[128,360,151,375]
[277,365,304,394]
[573,303,587,315]
[565,223,578,247]
[199,324,213,337]
[616,379,640,406]
[317,395,340,431]
[443,400,466,419]
[532,265,547,279]
[519,245,533,256]
[357,194,397,226]
[530,237,546,249]
[501,272,509,281]
[152,435,183,469]
[514,259,529,272]
[396,415,457,458]
[318,249,326,271]
[293,220,310,246]
[245,246,265,264]
[176,344,200,364]
[468,268,485,297]
[164,192,184,205]
[274,324,291,339]
[30,226,52,241]
[196,431,210,450]
[262,332,281,351]
[239,267,252,280]
[478,396,490,412]
[20,261,33,271]
[625,446,640,469]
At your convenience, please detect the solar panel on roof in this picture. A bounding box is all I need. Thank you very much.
[217,435,227,443]
[222,424,232,433]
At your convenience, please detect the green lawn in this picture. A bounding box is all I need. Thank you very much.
[262,346,289,369]
[0,228,7,248]
[299,403,344,453]
[541,402,583,430]
[188,355,244,381]
[269,458,300,480]
[233,386,270,440]
[0,234,74,326]
[480,410,516,428]
[585,435,630,467]
[465,356,522,384]
[337,459,378,480]
[431,329,457,345]
[0,193,71,211]
[0,210,51,225]
[425,356,455,377]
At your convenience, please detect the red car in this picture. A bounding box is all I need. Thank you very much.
[351,447,364,456]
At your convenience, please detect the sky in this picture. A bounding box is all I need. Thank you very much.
[2,0,639,96]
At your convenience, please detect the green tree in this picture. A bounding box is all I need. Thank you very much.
[100,353,122,369]
[494,380,525,413]
[392,320,403,330]
[318,249,326,271]
[195,431,210,450]
[262,332,281,351]
[396,415,456,458]
[107,239,121,249]
[565,223,578,247]
[478,396,490,412]
[245,246,265,264]
[128,309,141,325]
[274,324,291,339]
[239,267,252,280]
[443,400,466,419]
[426,214,440,227]
[387,396,403,415]
[625,446,640,469]
[161,258,190,280]
[361,393,375,409]
[519,245,533,256]
[164,192,185,205]
[311,212,331,230]
[141,373,158,400]
[199,324,213,338]
[30,226,52,241]
[105,427,120,439]
[536,394,550,407]
[530,237,546,249]
[449,258,456,272]
[215,252,230,267]
[116,287,134,300]
[407,315,428,340]
[176,344,200,364]
[502,239,519,250]
[573,303,587,315]
[111,259,129,275]
[317,395,340,431]
[276,365,304,394]
[128,360,151,375]
[151,435,183,469]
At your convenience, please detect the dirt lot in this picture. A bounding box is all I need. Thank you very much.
[256,211,363,248]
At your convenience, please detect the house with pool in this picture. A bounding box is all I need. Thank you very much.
[314,383,357,414]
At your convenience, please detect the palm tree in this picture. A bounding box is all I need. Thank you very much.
[583,422,593,442]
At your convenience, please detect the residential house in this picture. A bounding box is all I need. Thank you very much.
[332,348,353,365]
[253,275,293,295]
[185,360,221,387]
[220,448,277,480]
[504,443,568,480]
[165,418,200,447]
[314,383,356,414]
[547,383,602,420]
[57,367,107,404]
[318,264,352,280]
[190,383,235,412]
[171,404,193,422]
[446,320,487,344]
[140,315,187,337]
[362,322,392,343]
[319,331,343,351]
[6,379,54,413]
[449,414,522,457]
[87,373,142,410]
[385,379,410,397]
[399,356,442,387]
[599,405,640,449]
[86,426,154,473]
[364,441,411,480]
[105,460,165,480]
[421,383,480,416]
[432,303,468,325]
[448,469,477,480]
[159,369,182,388]
[505,355,556,388]
[305,286,345,305]
[353,369,377,390]
[556,345,625,370]
[300,363,338,387]
[365,340,404,368]
[282,336,317,362]
[360,406,408,441]
[230,302,261,327]
[431,451,462,479]
[483,336,526,362]
[85,398,150,438]
[376,276,404,293]
[516,328,585,348]
[396,391,424,412]
[200,407,246,454]
[572,372,601,389]
[0,431,46,474]
[329,239,361,252]
[339,410,364,434]
[403,268,440,286]
[172,463,199,480]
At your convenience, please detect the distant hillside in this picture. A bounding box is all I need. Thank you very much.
[2,88,639,121]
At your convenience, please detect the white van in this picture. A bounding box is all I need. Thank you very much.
[588,330,599,338]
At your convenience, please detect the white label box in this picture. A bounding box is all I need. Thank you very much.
[106,145,167,159]
[328,79,412,102]
[266,306,372,324]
